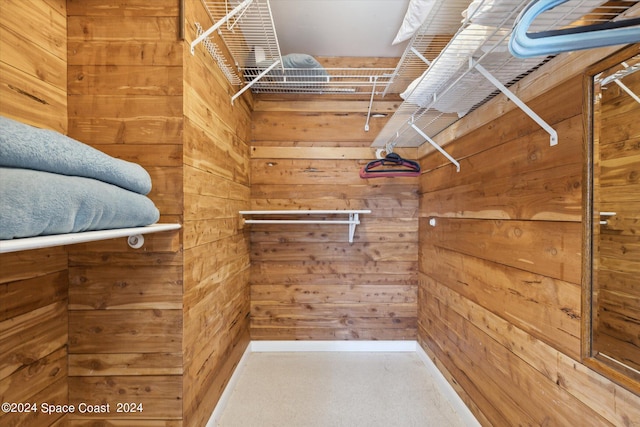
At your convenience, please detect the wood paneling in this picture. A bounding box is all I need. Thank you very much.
[418,45,640,425]
[181,1,252,426]
[250,95,419,340]
[0,0,67,131]
[0,2,69,426]
[68,376,182,421]
[66,1,185,424]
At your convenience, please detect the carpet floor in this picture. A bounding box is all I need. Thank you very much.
[216,352,467,427]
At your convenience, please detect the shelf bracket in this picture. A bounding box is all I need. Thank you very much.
[190,0,254,55]
[410,123,460,172]
[411,47,432,66]
[348,212,360,243]
[474,63,558,146]
[364,77,379,132]
[231,59,282,104]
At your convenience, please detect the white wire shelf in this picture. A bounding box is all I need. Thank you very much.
[242,67,396,94]
[239,210,371,243]
[193,0,395,98]
[0,224,181,254]
[374,0,632,150]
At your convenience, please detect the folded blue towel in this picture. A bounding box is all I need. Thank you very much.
[0,168,159,240]
[0,116,152,195]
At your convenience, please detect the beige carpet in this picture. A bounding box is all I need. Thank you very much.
[216,352,467,427]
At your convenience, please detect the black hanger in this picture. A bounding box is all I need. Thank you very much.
[360,153,421,178]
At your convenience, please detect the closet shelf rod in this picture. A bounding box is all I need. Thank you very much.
[239,210,371,243]
[0,223,182,254]
[474,62,558,146]
[190,0,253,55]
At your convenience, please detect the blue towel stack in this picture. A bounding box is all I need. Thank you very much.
[0,116,160,239]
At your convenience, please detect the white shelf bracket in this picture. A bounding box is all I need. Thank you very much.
[474,63,558,146]
[231,59,282,104]
[411,47,432,66]
[364,77,379,132]
[348,212,360,243]
[190,0,254,55]
[410,123,460,172]
[127,234,145,249]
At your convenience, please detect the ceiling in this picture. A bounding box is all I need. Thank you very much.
[269,0,412,58]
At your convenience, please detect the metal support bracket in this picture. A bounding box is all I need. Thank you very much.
[411,47,432,66]
[474,62,558,146]
[348,212,360,243]
[364,77,379,132]
[231,59,282,104]
[410,123,461,172]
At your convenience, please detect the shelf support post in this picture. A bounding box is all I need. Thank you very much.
[348,212,360,244]
[364,77,379,132]
[474,63,558,146]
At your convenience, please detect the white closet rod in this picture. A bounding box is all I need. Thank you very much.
[0,223,181,254]
[239,210,371,243]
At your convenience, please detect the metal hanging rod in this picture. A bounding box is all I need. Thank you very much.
[239,210,371,243]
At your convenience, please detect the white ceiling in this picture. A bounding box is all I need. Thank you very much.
[269,0,411,57]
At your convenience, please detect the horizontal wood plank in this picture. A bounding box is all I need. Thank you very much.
[69,353,182,376]
[67,16,179,41]
[67,117,183,145]
[0,62,67,133]
[0,376,67,427]
[68,310,182,354]
[68,41,182,66]
[68,65,183,95]
[68,265,183,310]
[252,111,386,142]
[67,0,179,16]
[68,376,182,420]
[1,271,67,321]
[0,302,68,381]
[423,217,582,283]
[421,241,581,357]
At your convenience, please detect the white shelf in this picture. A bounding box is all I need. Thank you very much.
[375,0,618,150]
[191,0,394,98]
[0,223,181,254]
[239,210,371,243]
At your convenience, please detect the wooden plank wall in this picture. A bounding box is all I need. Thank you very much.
[0,1,69,426]
[66,1,184,425]
[250,94,419,340]
[181,2,253,426]
[417,46,640,425]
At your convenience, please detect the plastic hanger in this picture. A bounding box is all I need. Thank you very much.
[359,153,421,178]
[509,0,640,58]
